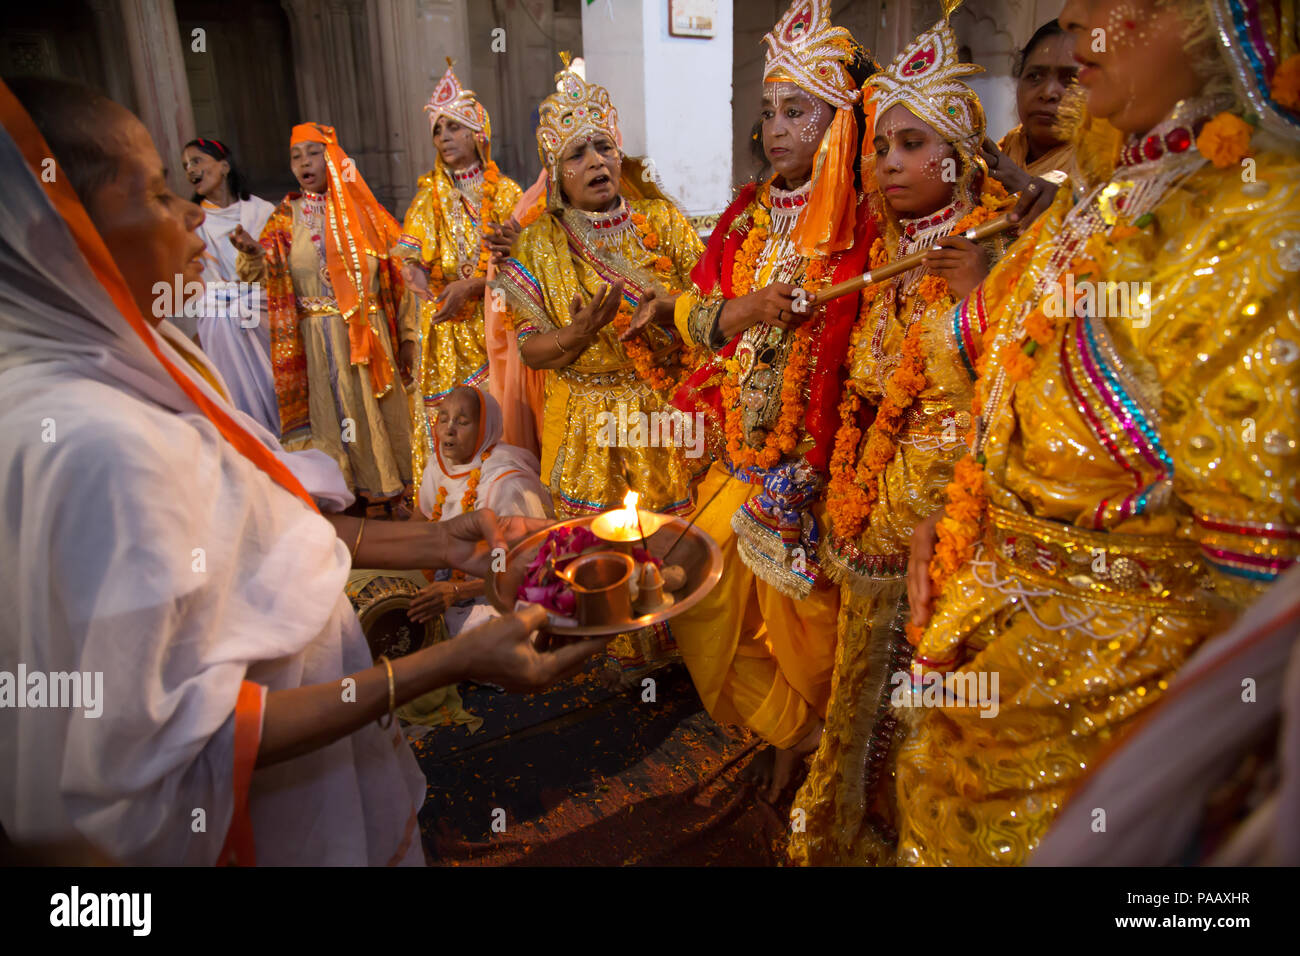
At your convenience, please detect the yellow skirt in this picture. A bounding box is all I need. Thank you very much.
[668,462,839,749]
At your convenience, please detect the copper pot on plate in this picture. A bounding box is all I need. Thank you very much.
[555,550,634,626]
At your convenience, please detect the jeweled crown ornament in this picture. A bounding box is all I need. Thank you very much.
[865,2,985,148]
[425,58,489,136]
[762,0,860,109]
[536,51,622,175]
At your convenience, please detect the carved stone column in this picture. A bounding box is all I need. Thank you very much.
[118,0,195,194]
[365,0,472,216]
[86,0,136,112]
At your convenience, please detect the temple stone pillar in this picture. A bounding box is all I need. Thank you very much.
[367,0,472,216]
[119,0,195,194]
[582,0,733,216]
[86,0,136,113]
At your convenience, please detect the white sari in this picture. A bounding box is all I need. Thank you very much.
[0,113,424,865]
[194,195,278,434]
[417,387,551,635]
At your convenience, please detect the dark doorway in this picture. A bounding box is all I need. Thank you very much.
[177,0,300,200]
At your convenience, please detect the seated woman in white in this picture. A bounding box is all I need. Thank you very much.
[410,385,552,635]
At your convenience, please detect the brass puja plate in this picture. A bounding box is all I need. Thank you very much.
[486,516,723,638]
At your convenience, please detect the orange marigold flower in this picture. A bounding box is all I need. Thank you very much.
[869,237,888,269]
[915,274,949,304]
[1273,54,1300,112]
[630,213,648,226]
[1005,348,1037,382]
[1069,256,1100,279]
[655,256,673,273]
[1109,223,1139,241]
[1023,309,1055,347]
[642,231,660,250]
[1196,112,1253,168]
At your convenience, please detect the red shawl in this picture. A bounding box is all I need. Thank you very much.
[674,185,876,474]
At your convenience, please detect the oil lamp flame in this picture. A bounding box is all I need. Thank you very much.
[616,491,640,531]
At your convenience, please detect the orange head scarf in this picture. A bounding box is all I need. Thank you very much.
[290,122,402,395]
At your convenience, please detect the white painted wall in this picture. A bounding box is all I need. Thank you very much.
[581,0,733,215]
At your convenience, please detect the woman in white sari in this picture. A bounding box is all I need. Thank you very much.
[181,137,278,433]
[411,385,552,636]
[0,77,603,866]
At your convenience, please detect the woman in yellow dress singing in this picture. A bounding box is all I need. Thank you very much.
[896,0,1300,865]
[494,56,705,677]
[233,123,414,513]
[393,61,524,486]
[789,12,1016,865]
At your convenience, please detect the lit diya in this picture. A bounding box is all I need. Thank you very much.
[590,491,673,544]
[492,502,720,637]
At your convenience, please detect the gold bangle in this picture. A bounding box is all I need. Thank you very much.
[553,330,565,357]
[376,654,395,729]
[349,516,367,563]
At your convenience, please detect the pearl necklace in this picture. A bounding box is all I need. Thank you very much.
[756,180,811,286]
[450,162,484,207]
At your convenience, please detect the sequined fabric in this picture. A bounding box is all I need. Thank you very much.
[792,203,1011,866]
[896,150,1300,866]
[495,198,704,517]
[398,160,523,483]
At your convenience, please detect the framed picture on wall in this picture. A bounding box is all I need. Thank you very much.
[669,0,716,39]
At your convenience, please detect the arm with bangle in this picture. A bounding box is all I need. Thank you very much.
[517,280,626,371]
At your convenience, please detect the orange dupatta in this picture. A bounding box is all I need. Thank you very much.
[0,80,317,513]
[290,122,404,396]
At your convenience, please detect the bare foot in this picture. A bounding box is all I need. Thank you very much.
[763,720,823,804]
[596,663,629,692]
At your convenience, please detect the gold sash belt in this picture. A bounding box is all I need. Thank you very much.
[296,295,339,316]
[987,505,1213,614]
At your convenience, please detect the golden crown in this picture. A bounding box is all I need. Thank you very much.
[425,59,489,139]
[762,0,860,110]
[865,16,985,148]
[536,53,621,174]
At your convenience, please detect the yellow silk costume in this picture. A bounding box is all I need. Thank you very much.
[790,200,1013,865]
[895,115,1300,865]
[498,198,704,517]
[396,161,522,483]
[788,11,1017,863]
[497,198,704,676]
[395,61,526,485]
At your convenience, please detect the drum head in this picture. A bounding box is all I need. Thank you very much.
[359,595,428,660]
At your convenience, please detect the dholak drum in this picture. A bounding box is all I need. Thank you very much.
[345,570,439,661]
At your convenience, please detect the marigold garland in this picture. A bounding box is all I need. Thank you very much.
[428,447,489,521]
[912,200,1144,642]
[607,206,684,392]
[719,184,831,471]
[427,446,491,582]
[730,186,772,297]
[826,321,928,539]
[613,301,678,391]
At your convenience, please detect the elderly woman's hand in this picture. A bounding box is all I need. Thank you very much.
[434,509,554,579]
